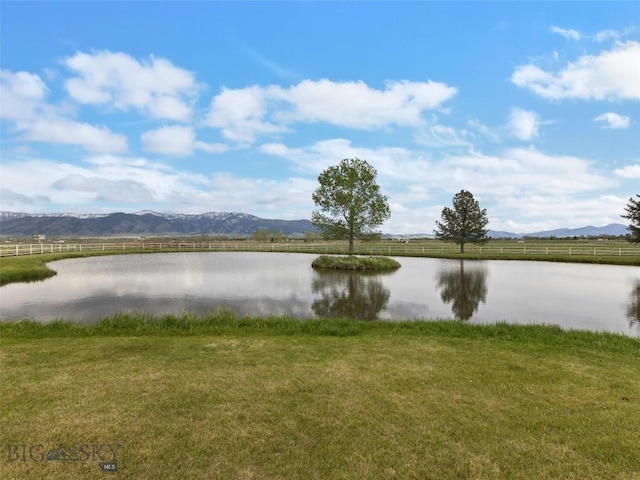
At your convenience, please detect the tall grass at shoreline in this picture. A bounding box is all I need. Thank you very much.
[2,312,638,354]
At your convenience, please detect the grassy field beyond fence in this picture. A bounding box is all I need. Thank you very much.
[2,238,640,259]
[1,238,639,285]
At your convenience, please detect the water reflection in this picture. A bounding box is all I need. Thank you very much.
[1,253,636,335]
[627,281,640,329]
[311,270,391,320]
[436,260,488,320]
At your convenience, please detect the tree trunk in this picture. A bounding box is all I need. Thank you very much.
[460,242,465,253]
[348,211,355,253]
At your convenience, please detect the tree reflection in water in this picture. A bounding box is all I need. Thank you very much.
[311,270,391,320]
[627,281,640,330]
[436,260,488,321]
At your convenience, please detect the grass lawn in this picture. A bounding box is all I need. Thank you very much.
[1,316,639,479]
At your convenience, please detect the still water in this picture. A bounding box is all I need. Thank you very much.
[1,252,638,335]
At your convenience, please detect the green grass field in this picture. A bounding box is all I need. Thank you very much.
[1,315,639,480]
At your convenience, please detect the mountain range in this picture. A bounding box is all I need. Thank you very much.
[0,211,315,237]
[0,211,630,239]
[486,223,629,239]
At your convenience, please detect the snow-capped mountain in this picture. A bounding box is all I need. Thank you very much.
[0,211,315,237]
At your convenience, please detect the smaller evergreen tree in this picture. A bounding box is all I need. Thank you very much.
[434,190,489,253]
[622,194,640,243]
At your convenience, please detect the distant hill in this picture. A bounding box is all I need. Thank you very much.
[0,211,316,237]
[488,223,629,239]
[0,211,630,239]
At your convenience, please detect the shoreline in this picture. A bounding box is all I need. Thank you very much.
[1,246,638,286]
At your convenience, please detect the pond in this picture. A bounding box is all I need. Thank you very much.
[0,252,638,336]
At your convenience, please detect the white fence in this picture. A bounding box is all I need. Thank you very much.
[1,242,639,258]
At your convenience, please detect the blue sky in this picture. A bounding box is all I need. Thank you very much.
[1,2,638,234]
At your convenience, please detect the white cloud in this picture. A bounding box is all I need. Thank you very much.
[593,27,635,43]
[415,122,472,148]
[52,175,154,203]
[614,164,640,178]
[511,41,640,100]
[0,155,211,211]
[0,188,51,206]
[141,125,196,157]
[141,126,229,157]
[507,108,542,140]
[206,79,457,144]
[0,70,49,121]
[261,138,618,232]
[21,118,128,153]
[551,26,582,40]
[206,173,316,218]
[261,138,423,183]
[466,119,501,143]
[278,79,457,128]
[195,141,228,154]
[489,194,627,232]
[594,29,621,43]
[63,51,199,121]
[593,112,630,129]
[0,158,98,209]
[206,86,288,143]
[1,68,128,153]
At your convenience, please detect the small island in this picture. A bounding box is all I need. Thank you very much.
[311,255,401,271]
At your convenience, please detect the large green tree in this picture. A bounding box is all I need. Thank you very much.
[434,190,489,253]
[622,194,640,243]
[312,158,390,252]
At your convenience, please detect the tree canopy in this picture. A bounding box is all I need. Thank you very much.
[434,190,489,253]
[622,194,640,243]
[312,158,390,252]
